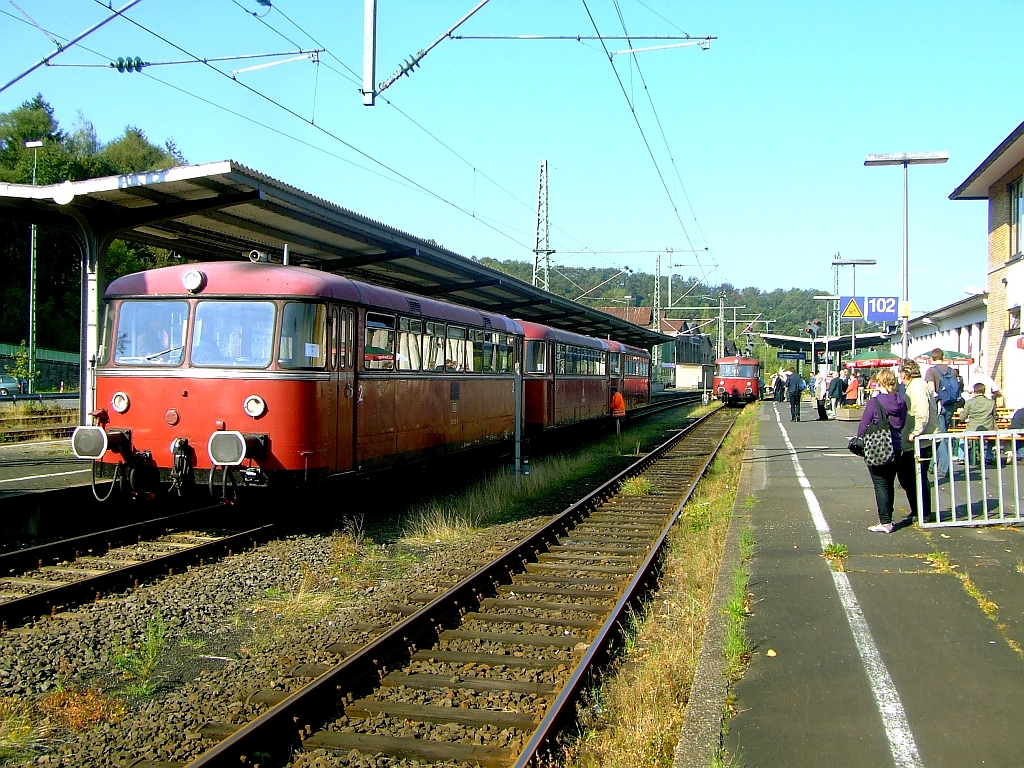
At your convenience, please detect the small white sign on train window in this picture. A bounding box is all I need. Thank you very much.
[304,343,320,358]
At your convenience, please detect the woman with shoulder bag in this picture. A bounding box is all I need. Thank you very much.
[855,369,907,533]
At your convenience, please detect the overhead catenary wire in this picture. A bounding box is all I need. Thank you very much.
[0,0,144,95]
[87,0,535,253]
[611,0,713,274]
[579,0,702,266]
[225,0,602,260]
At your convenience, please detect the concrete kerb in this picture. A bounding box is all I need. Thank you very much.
[671,442,755,768]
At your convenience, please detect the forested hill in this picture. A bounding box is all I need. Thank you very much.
[477,257,842,338]
[0,95,184,351]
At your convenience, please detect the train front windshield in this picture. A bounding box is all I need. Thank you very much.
[718,364,758,378]
[113,300,189,366]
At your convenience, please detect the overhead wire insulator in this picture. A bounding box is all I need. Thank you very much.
[113,56,144,72]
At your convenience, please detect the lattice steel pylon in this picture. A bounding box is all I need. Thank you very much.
[532,159,553,291]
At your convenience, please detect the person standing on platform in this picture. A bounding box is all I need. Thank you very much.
[814,372,829,420]
[786,367,805,422]
[845,371,860,406]
[925,349,962,479]
[773,369,785,402]
[856,368,907,533]
[828,370,847,416]
[962,382,996,465]
[897,359,936,523]
[610,386,626,436]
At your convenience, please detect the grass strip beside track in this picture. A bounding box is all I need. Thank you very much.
[563,403,758,768]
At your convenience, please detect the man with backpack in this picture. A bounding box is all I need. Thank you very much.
[925,349,962,479]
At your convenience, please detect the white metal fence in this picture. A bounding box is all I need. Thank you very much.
[916,430,1024,527]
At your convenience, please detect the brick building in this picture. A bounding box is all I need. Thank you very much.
[951,118,1024,408]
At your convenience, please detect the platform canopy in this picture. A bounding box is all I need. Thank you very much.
[761,332,891,354]
[0,160,670,350]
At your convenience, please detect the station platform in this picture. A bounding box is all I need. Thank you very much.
[729,399,1024,767]
[0,438,90,497]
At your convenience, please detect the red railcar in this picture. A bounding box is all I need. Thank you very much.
[71,261,655,495]
[713,355,762,406]
[520,322,651,431]
[72,262,523,489]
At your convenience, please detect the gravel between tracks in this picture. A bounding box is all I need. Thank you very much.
[3,516,549,767]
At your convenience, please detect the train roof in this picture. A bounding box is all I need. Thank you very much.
[607,339,651,358]
[516,320,611,351]
[104,262,523,334]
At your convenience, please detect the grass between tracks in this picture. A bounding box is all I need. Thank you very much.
[563,404,759,768]
[402,404,713,542]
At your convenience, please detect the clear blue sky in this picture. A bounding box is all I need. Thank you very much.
[2,1,1022,314]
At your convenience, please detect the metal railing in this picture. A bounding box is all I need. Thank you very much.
[916,430,1024,527]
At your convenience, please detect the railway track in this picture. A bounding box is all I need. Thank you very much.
[0,507,273,629]
[180,404,741,768]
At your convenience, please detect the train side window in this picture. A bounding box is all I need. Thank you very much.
[480,332,497,373]
[609,353,620,376]
[364,313,396,371]
[98,302,115,364]
[115,300,190,366]
[501,335,515,373]
[278,302,327,369]
[526,341,546,373]
[470,329,486,372]
[446,326,468,372]
[346,308,355,369]
[424,321,446,370]
[330,307,340,370]
[397,317,423,371]
[597,350,606,376]
[554,344,566,374]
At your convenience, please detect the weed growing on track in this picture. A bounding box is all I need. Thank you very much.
[113,614,166,696]
[403,407,707,542]
[620,476,656,496]
[564,404,759,768]
[37,687,126,731]
[0,697,48,762]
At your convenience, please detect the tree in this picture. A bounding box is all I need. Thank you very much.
[0,96,187,351]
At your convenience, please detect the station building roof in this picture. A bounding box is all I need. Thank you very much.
[950,118,1024,200]
[761,332,890,353]
[0,160,670,349]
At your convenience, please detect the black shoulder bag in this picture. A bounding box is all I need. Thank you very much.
[860,398,895,466]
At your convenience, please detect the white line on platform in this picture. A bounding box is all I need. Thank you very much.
[804,445,830,449]
[0,469,90,484]
[822,452,858,457]
[774,404,923,768]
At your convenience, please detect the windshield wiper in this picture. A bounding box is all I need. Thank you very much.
[143,345,183,361]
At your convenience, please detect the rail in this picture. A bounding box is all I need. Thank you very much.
[0,505,272,628]
[184,403,740,766]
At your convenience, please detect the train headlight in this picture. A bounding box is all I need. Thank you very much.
[111,391,130,414]
[182,269,206,293]
[243,394,266,418]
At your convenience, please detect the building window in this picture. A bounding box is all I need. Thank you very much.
[1013,177,1024,258]
[1009,307,1021,336]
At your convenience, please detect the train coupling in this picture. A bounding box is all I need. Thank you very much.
[242,465,264,486]
[208,431,268,466]
[72,425,132,460]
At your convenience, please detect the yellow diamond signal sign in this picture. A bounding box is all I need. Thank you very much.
[840,296,865,320]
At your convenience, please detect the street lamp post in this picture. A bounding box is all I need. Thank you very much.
[864,151,948,359]
[24,139,43,394]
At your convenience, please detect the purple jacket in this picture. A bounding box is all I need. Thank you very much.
[857,393,907,455]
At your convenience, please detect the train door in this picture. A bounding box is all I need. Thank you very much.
[335,306,356,472]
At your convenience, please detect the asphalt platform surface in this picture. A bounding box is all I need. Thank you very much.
[0,438,90,497]
[729,399,1024,767]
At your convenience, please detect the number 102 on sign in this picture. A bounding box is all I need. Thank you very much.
[866,296,899,322]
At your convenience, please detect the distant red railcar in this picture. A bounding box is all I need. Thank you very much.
[713,355,762,406]
[71,262,653,495]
